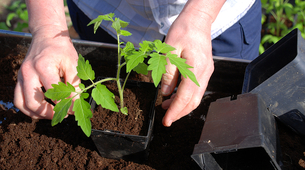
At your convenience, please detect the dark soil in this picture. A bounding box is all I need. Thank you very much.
[0,38,305,170]
[91,80,156,136]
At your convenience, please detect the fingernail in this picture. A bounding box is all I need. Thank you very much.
[166,120,172,127]
[162,118,172,127]
[161,84,170,96]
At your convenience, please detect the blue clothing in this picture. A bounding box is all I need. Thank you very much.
[67,0,261,60]
[212,0,262,60]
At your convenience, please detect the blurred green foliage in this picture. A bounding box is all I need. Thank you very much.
[0,0,69,32]
[260,0,305,54]
[0,0,28,32]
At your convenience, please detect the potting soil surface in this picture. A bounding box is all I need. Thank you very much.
[0,44,305,170]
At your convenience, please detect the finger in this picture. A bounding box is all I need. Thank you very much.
[14,81,45,119]
[162,78,204,127]
[162,57,214,127]
[22,69,55,119]
[35,57,62,90]
[14,68,55,120]
[161,93,176,109]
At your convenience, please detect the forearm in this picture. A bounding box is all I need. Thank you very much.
[181,0,226,30]
[26,0,68,36]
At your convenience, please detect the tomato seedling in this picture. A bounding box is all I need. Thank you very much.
[45,13,199,137]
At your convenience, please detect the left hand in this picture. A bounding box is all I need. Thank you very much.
[161,0,224,127]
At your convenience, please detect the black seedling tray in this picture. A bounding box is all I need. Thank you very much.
[242,29,305,135]
[192,93,283,170]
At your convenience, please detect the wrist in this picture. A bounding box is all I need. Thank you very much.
[181,0,226,25]
[31,25,70,39]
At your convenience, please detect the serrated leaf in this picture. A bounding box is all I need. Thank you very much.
[87,13,114,34]
[126,51,146,72]
[92,84,119,112]
[167,53,200,87]
[121,42,135,57]
[133,62,148,75]
[73,97,93,137]
[77,54,95,81]
[45,82,75,100]
[147,53,167,87]
[139,41,153,53]
[120,30,132,36]
[51,98,72,126]
[154,40,176,54]
[119,19,129,28]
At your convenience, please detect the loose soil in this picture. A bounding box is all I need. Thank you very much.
[91,80,156,136]
[0,38,305,170]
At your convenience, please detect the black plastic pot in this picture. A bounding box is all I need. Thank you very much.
[89,78,158,163]
[191,93,283,170]
[242,29,305,135]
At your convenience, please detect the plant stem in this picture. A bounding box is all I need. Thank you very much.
[78,77,117,95]
[122,71,131,92]
[116,34,125,110]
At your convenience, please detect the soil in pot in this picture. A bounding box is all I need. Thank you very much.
[91,80,155,136]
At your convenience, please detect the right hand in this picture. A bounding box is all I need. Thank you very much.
[14,27,80,119]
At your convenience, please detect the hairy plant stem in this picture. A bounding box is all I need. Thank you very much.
[116,34,130,114]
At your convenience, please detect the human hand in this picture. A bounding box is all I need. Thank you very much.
[161,3,217,127]
[14,28,80,119]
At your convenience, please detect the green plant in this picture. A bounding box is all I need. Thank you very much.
[1,0,29,32]
[292,0,305,37]
[44,13,199,137]
[0,0,70,32]
[260,0,305,54]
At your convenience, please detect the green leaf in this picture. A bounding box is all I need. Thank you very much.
[79,83,85,90]
[133,62,148,75]
[20,3,27,10]
[259,43,265,55]
[126,51,146,72]
[19,10,28,21]
[77,54,95,81]
[120,30,132,36]
[167,53,200,87]
[0,22,9,30]
[111,18,121,34]
[139,41,153,53]
[51,98,72,126]
[120,107,128,115]
[87,13,114,34]
[92,84,119,112]
[6,13,17,27]
[73,97,93,137]
[119,19,129,28]
[154,40,176,53]
[81,93,89,99]
[121,42,135,57]
[13,22,28,32]
[6,1,21,10]
[147,53,167,87]
[45,82,75,101]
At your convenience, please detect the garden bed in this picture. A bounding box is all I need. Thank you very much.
[0,31,304,169]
